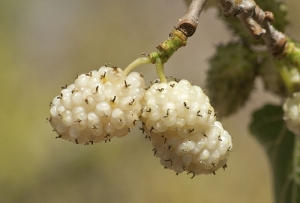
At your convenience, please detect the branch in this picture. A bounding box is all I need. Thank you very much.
[176,0,208,37]
[217,0,286,57]
[124,1,208,77]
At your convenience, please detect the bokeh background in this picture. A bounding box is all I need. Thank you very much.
[1,0,300,202]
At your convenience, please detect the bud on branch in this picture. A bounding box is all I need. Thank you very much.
[176,0,207,37]
[217,0,286,57]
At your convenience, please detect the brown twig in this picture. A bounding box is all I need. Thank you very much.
[217,0,286,57]
[176,0,208,37]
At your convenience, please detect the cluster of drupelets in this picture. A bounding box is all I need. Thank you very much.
[48,65,233,177]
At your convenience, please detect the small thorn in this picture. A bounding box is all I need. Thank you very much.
[152,148,157,156]
[55,135,62,139]
[95,86,99,93]
[187,171,195,179]
[100,72,106,79]
[112,66,118,72]
[110,96,116,103]
[189,128,194,133]
[124,80,131,88]
[139,127,145,134]
[163,109,170,118]
[129,99,135,105]
[214,111,218,117]
[133,120,137,125]
[165,159,173,166]
[183,102,189,109]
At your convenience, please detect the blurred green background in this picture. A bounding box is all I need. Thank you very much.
[1,0,299,202]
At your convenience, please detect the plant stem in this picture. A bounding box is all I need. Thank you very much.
[282,39,300,69]
[123,56,152,76]
[149,29,187,64]
[292,135,300,203]
[278,65,294,96]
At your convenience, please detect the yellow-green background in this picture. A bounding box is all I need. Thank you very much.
[1,0,299,202]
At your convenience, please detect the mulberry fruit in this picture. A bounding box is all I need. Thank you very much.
[283,92,300,135]
[140,79,232,176]
[49,66,145,144]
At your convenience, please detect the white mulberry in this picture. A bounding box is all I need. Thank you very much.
[140,80,232,176]
[283,92,300,135]
[49,66,145,144]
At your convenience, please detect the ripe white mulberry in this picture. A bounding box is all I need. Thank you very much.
[49,66,145,144]
[283,92,300,135]
[140,80,233,176]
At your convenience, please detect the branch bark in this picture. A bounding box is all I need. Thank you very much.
[217,0,286,57]
[176,0,208,37]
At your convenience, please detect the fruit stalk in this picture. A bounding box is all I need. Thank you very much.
[123,57,152,76]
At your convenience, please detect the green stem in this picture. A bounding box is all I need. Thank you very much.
[282,40,300,70]
[123,29,187,80]
[155,58,167,83]
[123,56,152,76]
[292,135,300,203]
[149,29,187,64]
[278,65,295,96]
[274,38,300,96]
[148,29,187,81]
